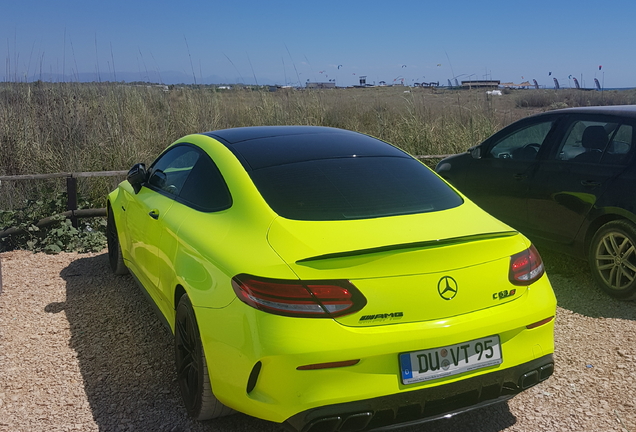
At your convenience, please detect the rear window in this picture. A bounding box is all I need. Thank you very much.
[250,156,463,221]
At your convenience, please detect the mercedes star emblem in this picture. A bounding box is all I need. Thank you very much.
[438,276,458,300]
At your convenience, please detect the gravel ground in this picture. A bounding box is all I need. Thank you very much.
[0,249,634,432]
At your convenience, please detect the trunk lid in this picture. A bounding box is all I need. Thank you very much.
[266,201,532,326]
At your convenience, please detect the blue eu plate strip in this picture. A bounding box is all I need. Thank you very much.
[399,353,413,380]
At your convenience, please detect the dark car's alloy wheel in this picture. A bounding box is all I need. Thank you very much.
[589,220,636,300]
[175,294,233,420]
[107,206,128,275]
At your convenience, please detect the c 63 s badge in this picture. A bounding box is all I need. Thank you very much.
[493,289,516,300]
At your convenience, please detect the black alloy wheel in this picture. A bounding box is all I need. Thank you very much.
[589,220,636,300]
[175,294,233,420]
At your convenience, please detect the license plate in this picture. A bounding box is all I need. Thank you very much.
[399,335,502,385]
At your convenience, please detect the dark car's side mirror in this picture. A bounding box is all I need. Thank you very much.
[127,163,148,194]
[469,145,482,159]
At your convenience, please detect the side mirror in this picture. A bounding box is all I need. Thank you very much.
[127,163,148,194]
[469,146,482,159]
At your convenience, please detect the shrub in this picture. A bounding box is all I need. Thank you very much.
[0,192,106,253]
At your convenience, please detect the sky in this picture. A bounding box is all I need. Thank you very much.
[2,0,635,88]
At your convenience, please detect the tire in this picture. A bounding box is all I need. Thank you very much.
[175,294,234,420]
[589,220,636,300]
[107,206,128,275]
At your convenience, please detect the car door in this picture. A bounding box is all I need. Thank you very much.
[456,117,560,231]
[525,115,635,244]
[153,150,234,319]
[125,145,201,304]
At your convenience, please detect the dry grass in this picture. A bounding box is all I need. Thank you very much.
[514,88,636,109]
[1,82,632,208]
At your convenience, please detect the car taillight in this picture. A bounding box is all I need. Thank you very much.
[509,245,545,286]
[231,274,367,318]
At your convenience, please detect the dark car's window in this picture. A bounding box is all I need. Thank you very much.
[556,120,632,165]
[179,154,232,211]
[487,120,554,160]
[249,157,463,221]
[148,146,200,196]
[609,124,633,162]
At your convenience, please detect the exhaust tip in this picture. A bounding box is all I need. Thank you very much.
[520,370,539,389]
[539,363,554,381]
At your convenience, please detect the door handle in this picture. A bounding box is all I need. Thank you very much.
[148,209,160,220]
[513,173,527,180]
[581,180,601,187]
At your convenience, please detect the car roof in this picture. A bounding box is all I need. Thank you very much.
[540,105,636,118]
[203,125,342,143]
[201,126,410,170]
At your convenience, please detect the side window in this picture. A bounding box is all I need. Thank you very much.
[148,146,200,196]
[606,124,633,164]
[487,121,554,160]
[556,120,631,165]
[179,154,232,212]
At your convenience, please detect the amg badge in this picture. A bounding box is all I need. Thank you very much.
[359,312,404,322]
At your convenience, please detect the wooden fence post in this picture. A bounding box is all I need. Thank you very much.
[66,176,78,228]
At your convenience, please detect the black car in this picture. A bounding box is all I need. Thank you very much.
[436,105,636,299]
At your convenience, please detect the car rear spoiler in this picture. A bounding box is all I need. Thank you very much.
[296,231,519,263]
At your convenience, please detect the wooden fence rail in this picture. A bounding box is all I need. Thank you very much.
[0,157,452,292]
[0,170,128,237]
[0,156,451,227]
[0,170,128,182]
[0,156,452,240]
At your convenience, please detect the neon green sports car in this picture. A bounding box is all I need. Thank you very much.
[107,126,556,432]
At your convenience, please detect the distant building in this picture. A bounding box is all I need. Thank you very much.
[305,82,336,89]
[414,81,439,87]
[460,80,500,89]
[353,76,373,88]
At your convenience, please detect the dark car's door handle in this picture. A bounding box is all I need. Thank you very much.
[513,173,527,180]
[581,180,601,187]
[148,209,160,220]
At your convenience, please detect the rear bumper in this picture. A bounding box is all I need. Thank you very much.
[285,354,554,432]
[198,276,556,423]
